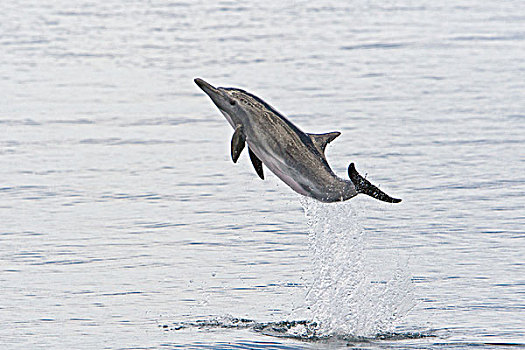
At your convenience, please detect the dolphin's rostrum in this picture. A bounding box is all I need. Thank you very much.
[194,78,401,203]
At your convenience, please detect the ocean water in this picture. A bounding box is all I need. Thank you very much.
[1,0,524,349]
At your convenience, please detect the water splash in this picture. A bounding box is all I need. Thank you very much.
[162,316,432,342]
[301,197,414,337]
[164,200,419,342]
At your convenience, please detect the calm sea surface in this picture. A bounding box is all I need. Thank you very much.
[1,1,524,349]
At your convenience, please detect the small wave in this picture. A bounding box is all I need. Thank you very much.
[79,138,174,145]
[340,42,407,50]
[99,193,165,201]
[450,34,524,42]
[47,118,94,125]
[121,116,213,127]
[0,118,41,126]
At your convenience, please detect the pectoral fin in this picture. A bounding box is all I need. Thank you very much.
[231,125,245,163]
[248,147,264,180]
[308,131,341,154]
[348,163,401,203]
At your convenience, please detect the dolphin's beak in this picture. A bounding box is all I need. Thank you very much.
[194,78,228,110]
[194,78,218,95]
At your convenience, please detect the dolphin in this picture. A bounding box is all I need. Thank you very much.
[194,78,401,203]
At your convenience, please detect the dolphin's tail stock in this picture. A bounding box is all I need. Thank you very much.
[348,163,402,203]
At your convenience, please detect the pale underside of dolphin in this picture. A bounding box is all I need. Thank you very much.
[194,78,401,203]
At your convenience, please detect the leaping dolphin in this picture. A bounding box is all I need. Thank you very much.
[194,78,401,203]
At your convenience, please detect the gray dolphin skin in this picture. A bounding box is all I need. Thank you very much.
[194,78,401,203]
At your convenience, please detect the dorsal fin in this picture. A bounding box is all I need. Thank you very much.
[307,131,341,153]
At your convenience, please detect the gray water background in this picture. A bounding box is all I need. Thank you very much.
[1,0,524,348]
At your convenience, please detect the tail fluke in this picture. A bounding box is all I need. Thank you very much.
[348,163,402,203]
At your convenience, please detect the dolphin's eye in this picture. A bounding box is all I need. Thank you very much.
[229,100,236,106]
